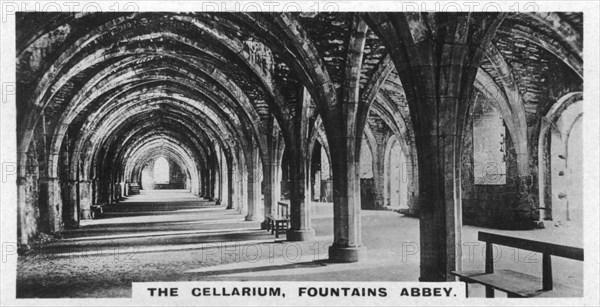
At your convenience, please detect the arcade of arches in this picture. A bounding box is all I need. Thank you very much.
[16,12,583,284]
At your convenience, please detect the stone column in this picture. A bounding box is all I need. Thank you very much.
[79,180,92,219]
[92,178,98,206]
[226,157,234,209]
[239,165,247,214]
[406,154,420,215]
[328,135,365,261]
[216,151,225,205]
[415,123,461,281]
[64,180,79,228]
[17,176,29,247]
[262,159,278,229]
[275,163,282,203]
[327,18,368,261]
[245,145,263,222]
[373,140,387,208]
[205,164,211,199]
[286,152,315,241]
[205,165,211,198]
[201,166,206,197]
[210,162,217,200]
[39,177,62,233]
[107,180,112,203]
[114,182,121,202]
[236,154,247,214]
[202,166,208,198]
[365,12,505,280]
[262,118,282,228]
[189,175,197,195]
[111,182,116,202]
[199,165,205,197]
[538,121,553,221]
[285,86,315,241]
[119,182,125,199]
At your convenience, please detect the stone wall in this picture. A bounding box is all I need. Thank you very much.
[21,140,41,246]
[461,112,532,229]
[360,178,376,209]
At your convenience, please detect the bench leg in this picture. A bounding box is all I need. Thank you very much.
[542,253,553,291]
[485,286,494,298]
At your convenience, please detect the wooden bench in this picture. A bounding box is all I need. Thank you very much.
[129,183,140,195]
[266,201,290,238]
[452,231,583,298]
[90,203,107,219]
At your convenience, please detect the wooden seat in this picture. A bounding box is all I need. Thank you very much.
[129,183,141,195]
[90,203,106,219]
[453,269,582,298]
[265,201,290,238]
[452,231,583,298]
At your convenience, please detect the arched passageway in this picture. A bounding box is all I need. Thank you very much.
[12,11,585,298]
[152,156,170,185]
[384,137,409,210]
[547,99,584,227]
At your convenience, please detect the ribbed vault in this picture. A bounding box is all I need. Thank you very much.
[16,12,583,282]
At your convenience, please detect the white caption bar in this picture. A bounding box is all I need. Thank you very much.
[132,281,466,305]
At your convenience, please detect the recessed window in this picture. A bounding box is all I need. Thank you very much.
[153,156,170,184]
[473,102,507,185]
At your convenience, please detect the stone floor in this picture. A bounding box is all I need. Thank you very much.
[16,190,583,298]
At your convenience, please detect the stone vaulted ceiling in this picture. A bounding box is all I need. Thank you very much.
[16,11,582,195]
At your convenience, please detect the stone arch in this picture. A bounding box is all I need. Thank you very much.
[383,135,409,210]
[17,13,294,184]
[475,68,528,176]
[537,92,583,221]
[48,63,259,178]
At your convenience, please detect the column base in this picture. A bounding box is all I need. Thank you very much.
[80,209,92,220]
[245,215,263,222]
[419,273,450,282]
[286,228,315,241]
[328,245,367,263]
[64,219,79,229]
[260,220,269,230]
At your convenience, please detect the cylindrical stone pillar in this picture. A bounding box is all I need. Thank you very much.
[79,180,92,219]
[328,137,365,262]
[245,150,264,222]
